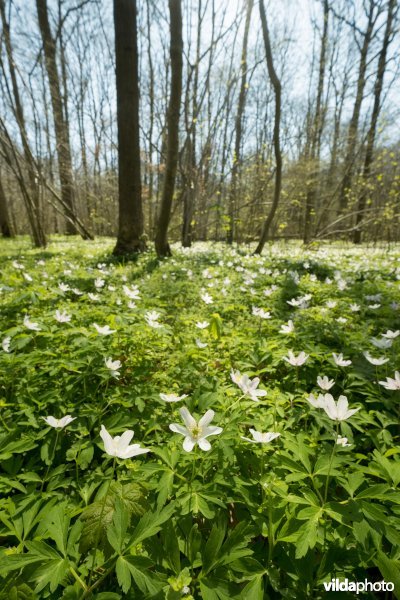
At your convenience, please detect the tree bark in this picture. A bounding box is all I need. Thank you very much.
[36,0,78,235]
[338,0,378,213]
[353,0,397,243]
[0,0,46,247]
[0,174,13,237]
[254,0,282,255]
[112,0,146,255]
[155,0,183,258]
[303,0,329,244]
[227,0,254,245]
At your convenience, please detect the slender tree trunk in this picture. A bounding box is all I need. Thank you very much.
[338,0,377,213]
[36,0,78,235]
[227,0,254,245]
[155,0,183,258]
[254,0,282,255]
[112,0,146,255]
[0,175,13,237]
[146,0,155,237]
[0,0,46,247]
[303,0,329,244]
[353,0,396,243]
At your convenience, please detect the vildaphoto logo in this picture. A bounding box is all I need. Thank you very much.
[323,578,394,594]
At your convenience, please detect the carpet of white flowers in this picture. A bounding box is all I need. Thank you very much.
[0,237,400,600]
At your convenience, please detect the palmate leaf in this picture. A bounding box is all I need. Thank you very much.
[79,482,147,553]
[0,541,69,594]
[0,577,36,600]
[375,551,400,599]
[32,557,70,593]
[116,555,162,595]
[127,502,176,547]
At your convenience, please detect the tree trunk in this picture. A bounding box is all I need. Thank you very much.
[338,0,377,213]
[227,0,254,245]
[112,0,146,255]
[353,0,396,243]
[254,0,282,255]
[0,0,46,247]
[155,0,183,258]
[36,0,78,235]
[303,0,329,244]
[0,175,13,237]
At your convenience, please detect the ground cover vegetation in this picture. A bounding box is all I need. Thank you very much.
[0,238,400,599]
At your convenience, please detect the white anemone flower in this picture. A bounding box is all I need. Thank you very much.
[145,311,162,328]
[95,278,105,289]
[317,375,335,391]
[230,370,267,401]
[43,415,76,429]
[196,321,209,329]
[55,310,71,323]
[100,425,150,459]
[105,357,122,378]
[370,337,393,350]
[379,371,400,390]
[169,407,222,452]
[93,323,116,335]
[2,336,11,353]
[24,316,41,331]
[88,293,99,301]
[349,303,360,312]
[381,330,400,339]
[307,393,327,408]
[283,350,309,366]
[58,282,70,292]
[280,320,294,334]
[123,285,140,300]
[252,307,271,319]
[332,353,352,367]
[159,393,188,403]
[201,292,213,304]
[336,436,351,447]
[241,429,281,444]
[195,339,208,348]
[322,394,360,421]
[363,352,389,366]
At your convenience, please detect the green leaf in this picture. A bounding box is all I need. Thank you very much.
[32,557,69,593]
[107,497,128,554]
[116,556,131,594]
[202,514,227,575]
[116,556,161,595]
[375,551,400,598]
[241,575,264,600]
[162,519,181,575]
[128,502,175,546]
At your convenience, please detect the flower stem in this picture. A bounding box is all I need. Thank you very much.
[324,423,339,503]
[40,429,60,492]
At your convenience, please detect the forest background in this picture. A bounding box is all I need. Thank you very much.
[0,0,399,253]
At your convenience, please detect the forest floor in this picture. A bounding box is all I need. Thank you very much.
[0,237,399,599]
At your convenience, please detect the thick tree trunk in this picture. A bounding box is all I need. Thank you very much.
[353,0,396,244]
[112,0,146,255]
[254,0,282,255]
[36,0,78,235]
[155,0,183,258]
